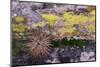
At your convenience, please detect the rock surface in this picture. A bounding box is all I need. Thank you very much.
[11,1,96,66]
[11,1,43,29]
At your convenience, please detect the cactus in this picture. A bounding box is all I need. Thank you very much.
[26,29,52,58]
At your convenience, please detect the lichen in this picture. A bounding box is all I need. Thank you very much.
[12,24,28,33]
[42,14,59,27]
[12,40,24,56]
[63,12,88,25]
[32,22,47,28]
[12,16,27,23]
[87,25,95,32]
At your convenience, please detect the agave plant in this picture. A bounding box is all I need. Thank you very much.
[26,29,52,58]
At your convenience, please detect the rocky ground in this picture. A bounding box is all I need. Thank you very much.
[11,0,96,66]
[12,40,96,66]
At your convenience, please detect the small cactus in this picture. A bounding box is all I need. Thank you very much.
[26,29,52,58]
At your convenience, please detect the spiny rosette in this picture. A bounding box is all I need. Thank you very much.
[26,29,52,58]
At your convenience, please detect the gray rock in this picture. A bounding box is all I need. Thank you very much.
[11,1,43,27]
[80,51,95,61]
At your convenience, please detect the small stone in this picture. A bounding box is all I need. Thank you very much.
[70,59,74,62]
[89,58,95,61]
[71,47,75,50]
[51,58,60,63]
[89,52,95,57]
[45,60,52,63]
[83,46,85,48]
[52,32,57,36]
[80,52,90,61]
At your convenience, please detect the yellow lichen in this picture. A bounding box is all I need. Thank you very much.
[32,22,47,28]
[63,12,88,26]
[13,16,27,23]
[12,24,28,33]
[87,25,95,32]
[42,14,59,27]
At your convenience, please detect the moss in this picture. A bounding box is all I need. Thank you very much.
[51,38,85,48]
[51,39,61,48]
[87,25,95,32]
[12,40,25,56]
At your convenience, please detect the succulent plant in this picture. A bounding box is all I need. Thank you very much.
[87,24,95,33]
[26,29,52,58]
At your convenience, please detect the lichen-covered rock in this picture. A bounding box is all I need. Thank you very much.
[80,51,95,61]
[11,1,96,65]
[11,1,43,28]
[58,46,81,62]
